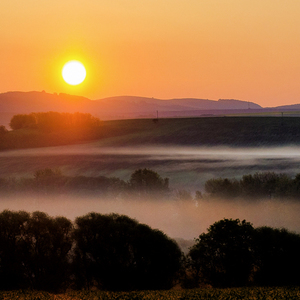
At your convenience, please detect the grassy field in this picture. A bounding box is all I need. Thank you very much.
[1,287,300,300]
[2,117,300,191]
[3,116,300,150]
[70,116,300,147]
[226,110,300,117]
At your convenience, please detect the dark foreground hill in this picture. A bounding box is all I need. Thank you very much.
[2,116,300,150]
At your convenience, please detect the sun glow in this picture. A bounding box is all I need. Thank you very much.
[62,60,86,86]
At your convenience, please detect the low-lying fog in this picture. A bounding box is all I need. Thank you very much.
[2,144,300,192]
[0,195,300,241]
[1,144,300,241]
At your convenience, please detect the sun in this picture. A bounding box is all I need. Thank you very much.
[62,60,86,85]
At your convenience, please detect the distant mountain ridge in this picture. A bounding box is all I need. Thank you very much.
[0,90,260,116]
[97,96,262,111]
[0,91,298,127]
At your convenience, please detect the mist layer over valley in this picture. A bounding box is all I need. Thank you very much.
[1,144,300,241]
[1,144,300,191]
[0,194,299,241]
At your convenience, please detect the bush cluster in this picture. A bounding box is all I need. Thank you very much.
[0,112,104,150]
[0,210,182,292]
[204,171,300,199]
[4,169,300,201]
[187,219,300,288]
[0,210,73,291]
[0,168,169,197]
[1,212,300,291]
[9,112,101,132]
[0,125,8,135]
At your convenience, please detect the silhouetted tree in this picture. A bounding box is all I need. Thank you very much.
[128,169,169,196]
[0,126,8,135]
[64,175,126,197]
[291,173,300,197]
[240,172,292,198]
[9,112,101,132]
[188,218,255,287]
[34,168,64,193]
[194,191,203,200]
[73,213,182,290]
[204,172,295,199]
[175,189,193,201]
[205,178,240,198]
[253,226,300,286]
[33,112,65,132]
[9,114,36,130]
[0,210,30,290]
[23,211,73,291]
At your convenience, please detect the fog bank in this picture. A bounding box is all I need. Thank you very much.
[1,144,300,241]
[2,145,300,192]
[1,195,299,240]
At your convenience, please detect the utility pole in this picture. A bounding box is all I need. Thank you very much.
[153,110,159,123]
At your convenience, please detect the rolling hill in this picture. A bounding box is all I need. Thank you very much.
[2,91,300,129]
[2,117,300,151]
[0,91,263,127]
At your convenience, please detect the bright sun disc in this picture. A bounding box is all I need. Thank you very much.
[62,60,86,85]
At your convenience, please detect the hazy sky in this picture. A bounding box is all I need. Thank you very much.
[1,1,300,106]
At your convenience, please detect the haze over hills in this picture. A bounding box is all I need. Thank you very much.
[0,91,299,127]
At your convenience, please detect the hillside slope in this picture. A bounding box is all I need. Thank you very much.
[96,117,300,147]
[2,117,300,150]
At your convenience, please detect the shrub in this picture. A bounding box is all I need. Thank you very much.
[128,168,169,196]
[254,226,300,286]
[73,213,182,290]
[188,219,255,287]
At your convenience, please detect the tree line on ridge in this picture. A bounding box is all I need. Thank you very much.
[0,112,103,149]
[8,112,101,132]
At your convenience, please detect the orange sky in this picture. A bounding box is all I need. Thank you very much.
[1,0,300,107]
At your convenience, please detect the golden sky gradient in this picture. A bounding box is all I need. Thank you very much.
[1,0,300,107]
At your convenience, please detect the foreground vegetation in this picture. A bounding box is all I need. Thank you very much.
[1,287,300,300]
[0,210,182,291]
[1,208,300,292]
[2,114,300,150]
